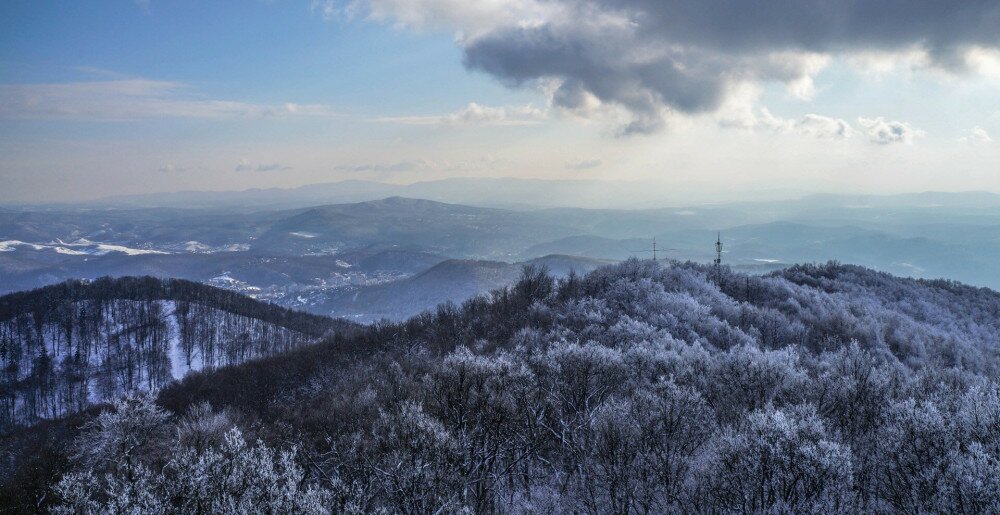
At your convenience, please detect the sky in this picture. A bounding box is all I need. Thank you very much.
[1,0,999,203]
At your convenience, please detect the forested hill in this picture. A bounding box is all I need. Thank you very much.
[0,276,340,337]
[5,261,1000,513]
[0,277,354,432]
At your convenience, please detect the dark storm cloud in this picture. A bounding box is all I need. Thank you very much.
[461,0,1000,132]
[623,0,1000,54]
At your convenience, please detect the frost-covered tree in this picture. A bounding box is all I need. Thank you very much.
[700,406,855,513]
[69,392,170,474]
[18,260,1000,513]
[52,400,331,514]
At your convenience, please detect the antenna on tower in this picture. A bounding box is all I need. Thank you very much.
[714,232,723,283]
[629,238,677,262]
[714,232,723,267]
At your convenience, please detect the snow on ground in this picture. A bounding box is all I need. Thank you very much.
[162,300,203,380]
[62,238,168,256]
[2,238,169,256]
[184,241,213,252]
[211,274,239,284]
[2,240,34,252]
[178,241,250,253]
[0,239,88,255]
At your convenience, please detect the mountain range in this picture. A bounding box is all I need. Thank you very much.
[3,189,1000,322]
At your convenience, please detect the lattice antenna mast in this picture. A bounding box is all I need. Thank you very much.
[714,232,723,266]
[628,238,676,262]
[714,232,723,282]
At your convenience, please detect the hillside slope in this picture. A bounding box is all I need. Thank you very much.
[4,261,1000,513]
[0,277,351,431]
[314,255,611,321]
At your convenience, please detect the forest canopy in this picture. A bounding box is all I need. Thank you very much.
[3,260,1000,513]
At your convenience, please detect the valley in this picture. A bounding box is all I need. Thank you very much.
[4,187,1000,326]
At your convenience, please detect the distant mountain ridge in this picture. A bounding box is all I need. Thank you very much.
[78,177,1000,211]
[89,178,673,210]
[314,254,612,322]
[3,190,1000,305]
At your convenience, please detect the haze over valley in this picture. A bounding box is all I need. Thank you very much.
[5,184,1000,322]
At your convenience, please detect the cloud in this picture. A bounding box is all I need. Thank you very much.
[857,117,925,145]
[0,80,337,121]
[310,0,339,20]
[157,163,190,173]
[958,126,993,145]
[335,155,506,177]
[235,159,292,172]
[720,99,853,140]
[564,158,601,170]
[317,0,563,36]
[334,161,428,173]
[379,102,546,126]
[794,114,854,140]
[719,86,916,145]
[345,0,1000,134]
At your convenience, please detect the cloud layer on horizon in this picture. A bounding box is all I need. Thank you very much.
[377,102,547,126]
[0,80,337,121]
[235,159,293,172]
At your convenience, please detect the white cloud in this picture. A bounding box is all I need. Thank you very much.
[718,90,852,140]
[157,163,190,173]
[235,159,292,172]
[334,154,507,177]
[310,0,340,20]
[962,46,1000,78]
[846,47,934,78]
[378,102,546,126]
[564,158,601,170]
[958,126,994,145]
[321,0,564,38]
[0,80,337,121]
[334,161,429,173]
[761,52,831,101]
[857,117,925,145]
[795,114,854,140]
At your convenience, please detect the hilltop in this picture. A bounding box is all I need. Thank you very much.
[3,260,1000,512]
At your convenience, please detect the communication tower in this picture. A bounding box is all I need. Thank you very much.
[714,232,723,267]
[714,232,723,283]
[630,238,676,262]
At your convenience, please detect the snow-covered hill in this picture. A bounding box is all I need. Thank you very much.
[0,277,346,430]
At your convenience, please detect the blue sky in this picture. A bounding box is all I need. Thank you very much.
[1,0,998,202]
[1,1,536,117]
